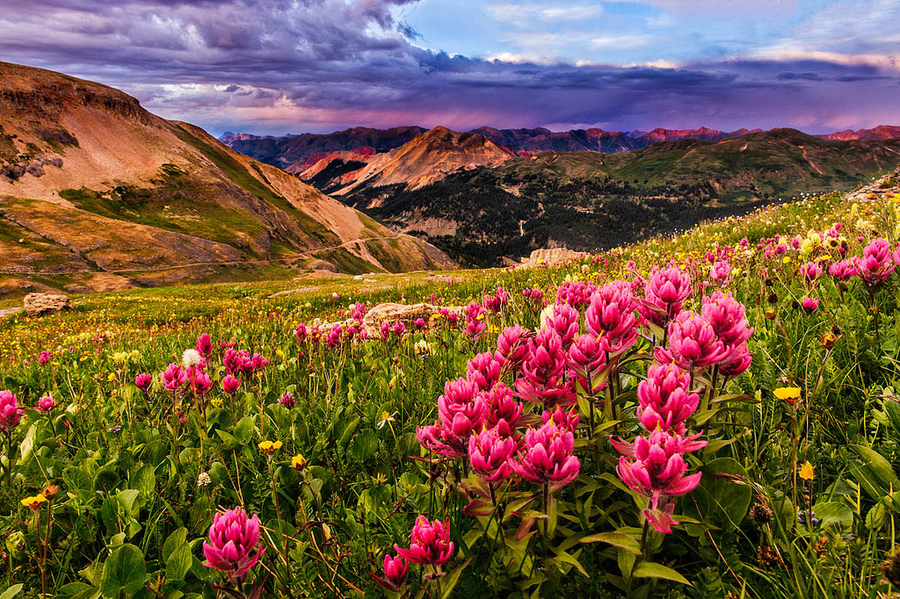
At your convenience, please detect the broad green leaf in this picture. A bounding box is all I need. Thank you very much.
[680,457,751,535]
[551,549,590,578]
[165,543,193,582]
[214,429,238,450]
[350,429,379,462]
[162,528,188,561]
[0,584,23,599]
[812,501,853,531]
[100,543,146,598]
[580,531,641,555]
[232,416,256,445]
[440,557,472,599]
[632,561,691,585]
[850,445,900,500]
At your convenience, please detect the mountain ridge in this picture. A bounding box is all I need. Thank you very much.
[0,61,451,297]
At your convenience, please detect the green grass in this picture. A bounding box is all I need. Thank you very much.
[172,124,341,247]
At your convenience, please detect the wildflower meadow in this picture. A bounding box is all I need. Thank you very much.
[2,190,900,598]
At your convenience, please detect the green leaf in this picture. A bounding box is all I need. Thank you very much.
[440,557,472,599]
[350,429,379,462]
[812,501,853,531]
[680,457,751,535]
[338,416,360,450]
[100,543,147,598]
[850,445,900,500]
[232,416,256,445]
[162,528,188,561]
[580,532,641,555]
[632,561,691,585]
[550,549,590,578]
[0,584,24,599]
[133,465,156,499]
[165,543,193,582]
[214,429,239,450]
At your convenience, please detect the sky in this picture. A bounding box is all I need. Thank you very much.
[0,0,898,136]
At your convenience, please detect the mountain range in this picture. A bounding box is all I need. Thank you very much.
[280,126,900,266]
[0,62,450,298]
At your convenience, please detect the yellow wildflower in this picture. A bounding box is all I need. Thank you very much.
[258,440,283,454]
[291,454,307,471]
[774,387,802,405]
[21,494,47,510]
[799,461,815,481]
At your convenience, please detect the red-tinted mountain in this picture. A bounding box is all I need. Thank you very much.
[222,126,426,171]
[303,126,515,195]
[470,126,641,154]
[818,125,900,141]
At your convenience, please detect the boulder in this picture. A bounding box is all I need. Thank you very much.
[361,302,464,337]
[519,248,586,269]
[23,292,72,316]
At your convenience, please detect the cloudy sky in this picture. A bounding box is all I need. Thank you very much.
[1,0,898,136]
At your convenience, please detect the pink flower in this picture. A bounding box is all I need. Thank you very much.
[37,395,55,413]
[482,383,522,436]
[556,281,596,310]
[187,367,212,396]
[585,281,639,355]
[279,392,295,409]
[613,430,706,533]
[508,420,580,490]
[542,407,580,431]
[641,267,692,328]
[894,242,900,266]
[496,325,529,371]
[134,373,153,390]
[636,363,699,435]
[418,378,487,457]
[222,375,241,395]
[657,311,728,371]
[295,323,309,343]
[829,259,856,280]
[160,363,188,392]
[413,318,426,329]
[546,303,579,350]
[394,516,455,566]
[799,261,822,283]
[0,391,23,431]
[855,238,896,285]
[515,328,575,408]
[466,351,503,391]
[371,553,408,593]
[801,297,819,313]
[719,342,752,380]
[567,333,608,394]
[469,428,517,482]
[202,507,266,584]
[465,302,487,340]
[38,350,52,365]
[196,333,213,358]
[700,291,753,348]
[710,260,731,286]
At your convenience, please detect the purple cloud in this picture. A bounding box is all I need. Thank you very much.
[0,0,897,135]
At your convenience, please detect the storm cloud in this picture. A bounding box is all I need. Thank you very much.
[1,0,897,135]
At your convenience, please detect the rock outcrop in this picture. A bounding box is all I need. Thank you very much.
[24,292,72,316]
[361,302,464,337]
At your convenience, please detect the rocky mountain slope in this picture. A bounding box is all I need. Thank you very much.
[341,129,900,266]
[299,127,515,195]
[0,62,451,297]
[222,126,426,173]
